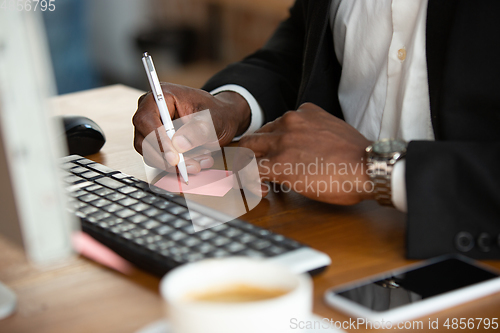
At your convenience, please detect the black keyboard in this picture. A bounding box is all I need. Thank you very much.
[62,155,331,276]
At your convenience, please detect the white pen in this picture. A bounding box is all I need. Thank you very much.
[142,52,189,184]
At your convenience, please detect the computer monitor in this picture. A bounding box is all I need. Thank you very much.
[0,10,78,319]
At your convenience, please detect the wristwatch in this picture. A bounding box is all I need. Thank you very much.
[365,138,407,207]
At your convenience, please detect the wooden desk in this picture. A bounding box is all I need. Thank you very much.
[0,85,499,333]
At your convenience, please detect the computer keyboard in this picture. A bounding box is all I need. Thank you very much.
[61,155,331,276]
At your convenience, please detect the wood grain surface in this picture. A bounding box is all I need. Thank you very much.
[0,85,498,333]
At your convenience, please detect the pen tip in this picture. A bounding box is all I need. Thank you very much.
[143,52,149,57]
[185,181,189,185]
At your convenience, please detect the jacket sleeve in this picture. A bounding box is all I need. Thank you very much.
[202,0,307,123]
[405,140,500,259]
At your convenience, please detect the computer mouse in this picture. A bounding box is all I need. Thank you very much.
[59,115,106,156]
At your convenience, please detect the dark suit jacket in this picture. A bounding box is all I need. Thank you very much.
[203,0,500,259]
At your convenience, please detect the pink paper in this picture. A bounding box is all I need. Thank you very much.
[154,169,233,197]
[72,232,134,274]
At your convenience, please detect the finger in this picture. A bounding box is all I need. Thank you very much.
[183,157,202,174]
[156,127,182,166]
[141,136,175,172]
[191,153,214,170]
[141,125,181,167]
[253,118,279,134]
[133,93,163,138]
[171,112,219,153]
[238,133,277,157]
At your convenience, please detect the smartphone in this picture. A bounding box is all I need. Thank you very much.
[324,255,500,323]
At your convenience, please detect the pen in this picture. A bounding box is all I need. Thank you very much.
[142,52,189,184]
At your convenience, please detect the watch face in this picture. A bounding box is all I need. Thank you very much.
[373,139,407,155]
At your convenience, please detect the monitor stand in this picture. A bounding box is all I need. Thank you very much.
[0,281,16,320]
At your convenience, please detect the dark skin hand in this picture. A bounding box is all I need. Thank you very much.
[133,83,251,173]
[239,103,375,205]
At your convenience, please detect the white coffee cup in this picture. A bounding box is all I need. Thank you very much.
[160,257,313,333]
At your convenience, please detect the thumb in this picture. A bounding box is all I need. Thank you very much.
[171,111,219,153]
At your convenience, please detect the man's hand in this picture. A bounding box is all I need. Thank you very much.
[133,83,251,172]
[239,103,375,205]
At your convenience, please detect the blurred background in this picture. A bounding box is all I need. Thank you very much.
[42,0,294,95]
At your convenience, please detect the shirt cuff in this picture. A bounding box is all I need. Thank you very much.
[210,84,264,141]
[391,159,407,212]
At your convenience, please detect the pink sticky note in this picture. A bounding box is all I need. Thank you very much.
[72,232,134,274]
[154,169,233,197]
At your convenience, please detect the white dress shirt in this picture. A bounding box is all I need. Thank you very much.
[211,0,435,212]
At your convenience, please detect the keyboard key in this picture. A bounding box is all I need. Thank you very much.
[118,198,139,207]
[193,216,217,228]
[84,184,103,192]
[234,234,256,244]
[253,229,272,237]
[116,209,136,219]
[270,234,286,242]
[78,206,98,215]
[155,213,176,223]
[87,211,111,223]
[141,195,160,205]
[61,162,79,170]
[211,224,228,232]
[183,253,204,262]
[97,221,111,229]
[142,220,161,230]
[87,163,118,174]
[172,220,190,229]
[80,171,101,179]
[181,237,201,247]
[170,246,190,255]
[282,239,302,249]
[157,240,175,249]
[70,166,88,174]
[105,192,126,201]
[120,178,135,185]
[79,194,100,203]
[211,237,231,247]
[249,239,272,250]
[155,225,174,235]
[181,225,196,235]
[96,177,125,189]
[94,187,114,196]
[263,246,287,256]
[209,249,230,258]
[222,227,243,238]
[130,229,149,238]
[166,206,187,215]
[198,230,216,241]
[101,203,123,213]
[240,249,265,258]
[130,203,150,212]
[225,242,246,253]
[194,243,215,254]
[91,199,111,208]
[143,207,161,217]
[71,190,87,198]
[170,231,187,241]
[65,175,85,184]
[133,181,151,190]
[145,235,162,243]
[75,159,94,165]
[111,173,130,179]
[101,216,124,226]
[128,214,149,224]
[118,186,137,194]
[129,191,148,199]
[152,200,172,210]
